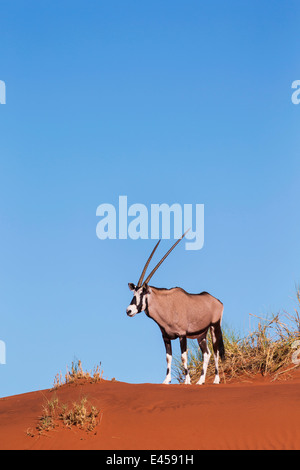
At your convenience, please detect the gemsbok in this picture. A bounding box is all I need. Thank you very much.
[126,231,225,385]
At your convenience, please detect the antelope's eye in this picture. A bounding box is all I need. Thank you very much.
[131,297,137,305]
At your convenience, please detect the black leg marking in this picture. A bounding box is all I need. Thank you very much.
[197,334,211,385]
[180,336,191,384]
[210,322,224,384]
[163,337,172,384]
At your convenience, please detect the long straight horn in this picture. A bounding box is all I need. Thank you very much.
[137,240,161,288]
[143,229,190,286]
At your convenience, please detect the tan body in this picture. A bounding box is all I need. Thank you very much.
[146,287,223,340]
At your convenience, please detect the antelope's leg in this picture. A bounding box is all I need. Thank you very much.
[180,336,191,384]
[210,325,220,384]
[162,337,172,384]
[196,337,211,385]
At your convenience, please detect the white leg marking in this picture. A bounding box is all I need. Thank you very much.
[163,353,172,384]
[196,350,211,385]
[182,350,191,385]
[213,350,220,384]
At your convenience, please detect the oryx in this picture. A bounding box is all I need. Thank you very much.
[126,231,225,385]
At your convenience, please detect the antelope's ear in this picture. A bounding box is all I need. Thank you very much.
[128,283,136,291]
[143,283,150,294]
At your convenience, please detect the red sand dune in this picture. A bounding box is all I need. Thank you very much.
[0,373,300,450]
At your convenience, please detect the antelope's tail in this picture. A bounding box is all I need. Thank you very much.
[218,328,225,361]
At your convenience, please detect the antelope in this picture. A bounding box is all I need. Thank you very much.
[126,231,225,385]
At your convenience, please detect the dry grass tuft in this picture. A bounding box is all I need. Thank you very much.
[36,395,100,434]
[36,396,60,433]
[60,397,99,432]
[175,290,300,383]
[53,359,103,389]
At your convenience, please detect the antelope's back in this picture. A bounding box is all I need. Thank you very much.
[178,288,223,325]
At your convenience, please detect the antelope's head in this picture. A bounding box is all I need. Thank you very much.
[126,283,150,317]
[126,230,189,318]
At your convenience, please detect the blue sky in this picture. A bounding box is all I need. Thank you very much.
[0,0,299,398]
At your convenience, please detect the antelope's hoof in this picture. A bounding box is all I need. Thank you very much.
[196,379,205,385]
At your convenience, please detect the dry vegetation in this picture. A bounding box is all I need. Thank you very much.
[53,359,103,389]
[175,290,300,383]
[36,395,100,434]
[30,360,104,437]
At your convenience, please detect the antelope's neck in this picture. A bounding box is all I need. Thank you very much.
[144,289,167,329]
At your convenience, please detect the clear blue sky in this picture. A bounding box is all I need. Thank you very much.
[0,0,299,398]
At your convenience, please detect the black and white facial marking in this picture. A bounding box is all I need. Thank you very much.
[126,283,149,317]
